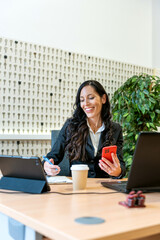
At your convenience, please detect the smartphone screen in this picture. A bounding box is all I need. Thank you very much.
[102,145,117,163]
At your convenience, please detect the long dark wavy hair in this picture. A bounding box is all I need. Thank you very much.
[66,80,113,162]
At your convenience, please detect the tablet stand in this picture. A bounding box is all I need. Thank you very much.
[0,176,50,194]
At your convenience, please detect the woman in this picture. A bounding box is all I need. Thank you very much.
[44,80,126,178]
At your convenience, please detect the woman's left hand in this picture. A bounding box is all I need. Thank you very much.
[99,153,122,177]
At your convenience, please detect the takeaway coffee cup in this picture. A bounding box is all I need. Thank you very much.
[70,164,89,190]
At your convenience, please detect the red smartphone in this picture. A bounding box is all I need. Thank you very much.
[102,145,117,163]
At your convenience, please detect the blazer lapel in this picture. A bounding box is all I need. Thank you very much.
[86,134,95,159]
[97,131,109,153]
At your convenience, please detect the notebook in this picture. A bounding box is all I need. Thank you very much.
[101,132,160,193]
[0,155,50,193]
[46,176,72,184]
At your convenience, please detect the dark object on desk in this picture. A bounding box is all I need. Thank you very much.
[101,132,160,193]
[51,130,70,176]
[0,155,50,194]
[119,191,146,208]
[75,216,105,225]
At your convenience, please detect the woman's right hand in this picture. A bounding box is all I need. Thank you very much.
[44,158,61,176]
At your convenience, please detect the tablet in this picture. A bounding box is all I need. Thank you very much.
[0,155,50,193]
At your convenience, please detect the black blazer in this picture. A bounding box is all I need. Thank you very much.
[46,120,126,178]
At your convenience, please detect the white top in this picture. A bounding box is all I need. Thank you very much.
[87,120,105,156]
[70,164,89,171]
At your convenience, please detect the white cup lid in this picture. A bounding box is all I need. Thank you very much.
[70,164,89,171]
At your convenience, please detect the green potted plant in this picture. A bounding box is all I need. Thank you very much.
[111,73,160,176]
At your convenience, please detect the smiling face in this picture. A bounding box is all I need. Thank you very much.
[80,85,106,121]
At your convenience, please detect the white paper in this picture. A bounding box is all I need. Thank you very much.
[46,176,72,184]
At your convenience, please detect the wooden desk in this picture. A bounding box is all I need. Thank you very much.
[0,178,160,240]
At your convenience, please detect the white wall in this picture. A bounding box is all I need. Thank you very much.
[152,0,160,68]
[0,0,153,67]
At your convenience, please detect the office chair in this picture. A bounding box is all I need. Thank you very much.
[51,130,70,176]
